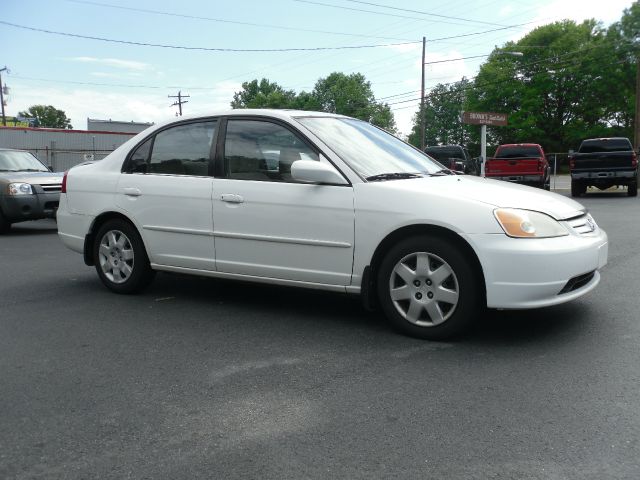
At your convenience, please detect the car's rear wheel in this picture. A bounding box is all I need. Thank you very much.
[0,210,11,234]
[628,181,637,197]
[93,219,155,294]
[377,235,481,340]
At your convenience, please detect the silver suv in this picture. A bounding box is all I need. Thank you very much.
[0,148,63,233]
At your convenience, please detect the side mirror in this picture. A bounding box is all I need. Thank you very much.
[291,160,348,185]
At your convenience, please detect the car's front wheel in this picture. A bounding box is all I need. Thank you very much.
[93,219,155,294]
[377,235,481,340]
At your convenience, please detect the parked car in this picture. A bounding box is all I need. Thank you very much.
[485,143,550,189]
[569,137,638,197]
[0,148,63,233]
[57,110,608,339]
[424,145,479,175]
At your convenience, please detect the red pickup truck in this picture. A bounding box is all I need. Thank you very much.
[484,143,550,190]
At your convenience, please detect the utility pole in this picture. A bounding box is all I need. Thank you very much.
[0,66,8,127]
[420,37,426,150]
[169,90,189,116]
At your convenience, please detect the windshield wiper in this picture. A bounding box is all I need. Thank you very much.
[366,172,424,182]
[428,169,455,176]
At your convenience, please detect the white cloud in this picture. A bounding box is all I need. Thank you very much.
[7,81,242,129]
[508,0,634,42]
[65,57,151,71]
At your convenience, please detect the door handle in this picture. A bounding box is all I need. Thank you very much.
[220,194,244,204]
[123,187,142,197]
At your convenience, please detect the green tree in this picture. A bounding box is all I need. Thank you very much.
[600,2,640,139]
[465,19,623,153]
[230,78,296,109]
[18,105,72,129]
[312,72,396,131]
[230,73,396,132]
[408,79,472,149]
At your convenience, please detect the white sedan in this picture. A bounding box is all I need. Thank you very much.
[57,110,608,339]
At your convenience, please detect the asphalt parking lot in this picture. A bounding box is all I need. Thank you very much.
[1,185,639,479]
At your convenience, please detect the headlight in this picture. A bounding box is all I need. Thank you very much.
[7,183,34,195]
[494,208,568,238]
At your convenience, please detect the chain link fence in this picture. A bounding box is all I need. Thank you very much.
[25,146,115,172]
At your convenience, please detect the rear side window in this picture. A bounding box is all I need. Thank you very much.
[579,139,632,153]
[495,146,541,158]
[125,121,217,175]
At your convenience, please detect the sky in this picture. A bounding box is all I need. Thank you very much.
[0,0,635,137]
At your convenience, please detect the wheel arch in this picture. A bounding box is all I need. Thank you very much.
[83,211,145,266]
[363,224,487,309]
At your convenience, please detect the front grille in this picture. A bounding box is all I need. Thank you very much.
[558,271,595,295]
[39,184,62,193]
[565,213,597,235]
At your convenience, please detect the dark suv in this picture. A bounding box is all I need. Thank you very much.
[0,148,63,233]
[423,145,479,175]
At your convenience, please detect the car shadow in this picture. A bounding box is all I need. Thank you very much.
[465,302,588,346]
[148,271,386,332]
[142,272,587,345]
[4,219,58,235]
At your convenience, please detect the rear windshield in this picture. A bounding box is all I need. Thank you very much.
[424,147,464,161]
[579,138,632,153]
[494,146,541,158]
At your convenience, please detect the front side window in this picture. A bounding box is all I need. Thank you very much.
[224,120,319,182]
[126,121,216,175]
[297,117,442,179]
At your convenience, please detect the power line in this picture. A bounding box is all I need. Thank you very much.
[0,20,420,52]
[294,0,501,27]
[65,0,415,42]
[342,0,508,27]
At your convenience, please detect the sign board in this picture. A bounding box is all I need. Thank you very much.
[462,111,508,126]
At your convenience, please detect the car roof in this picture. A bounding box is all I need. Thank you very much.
[425,145,464,149]
[143,109,351,132]
[499,143,541,147]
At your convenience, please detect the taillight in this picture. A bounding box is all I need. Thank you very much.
[569,157,575,169]
[632,152,637,168]
[61,171,68,193]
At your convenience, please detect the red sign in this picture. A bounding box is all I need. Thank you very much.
[462,111,508,126]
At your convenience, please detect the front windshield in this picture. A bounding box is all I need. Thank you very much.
[296,117,444,179]
[0,150,48,172]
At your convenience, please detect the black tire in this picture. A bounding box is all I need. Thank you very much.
[571,180,585,197]
[376,235,481,340]
[0,210,11,234]
[93,219,155,294]
[628,181,637,197]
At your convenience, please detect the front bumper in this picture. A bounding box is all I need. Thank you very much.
[464,228,608,309]
[0,191,60,222]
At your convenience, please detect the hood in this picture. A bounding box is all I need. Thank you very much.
[0,171,63,185]
[380,175,585,220]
